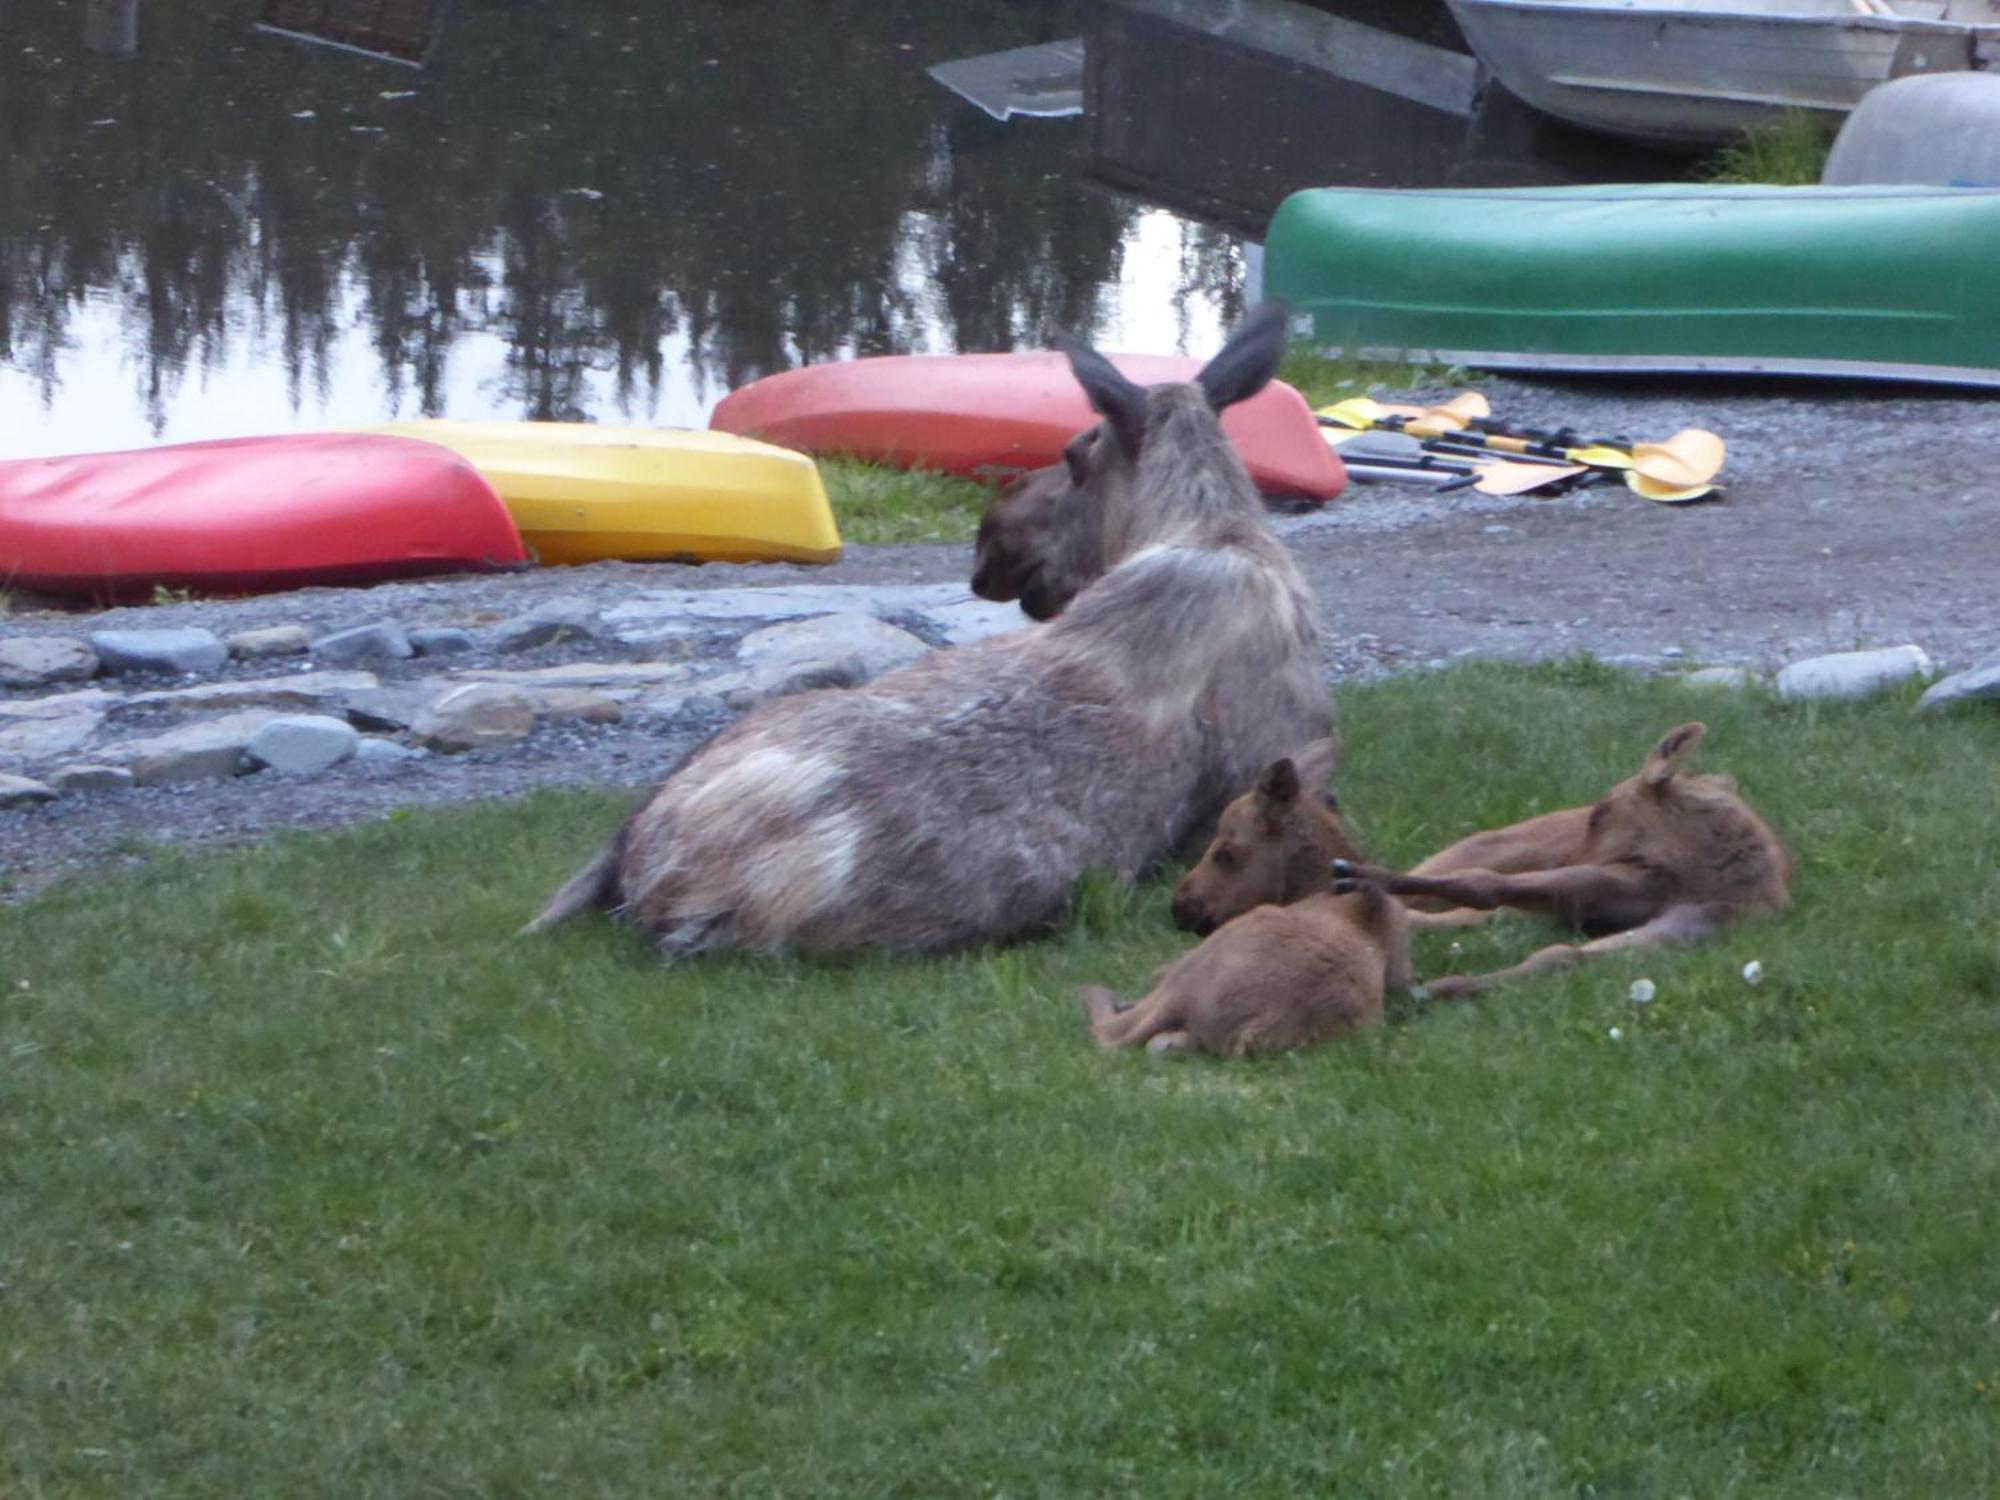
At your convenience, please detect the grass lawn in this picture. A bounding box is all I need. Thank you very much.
[5,663,1998,1497]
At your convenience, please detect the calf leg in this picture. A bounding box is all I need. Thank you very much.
[1334,859,1659,932]
[1425,903,1731,1001]
[1076,985,1184,1050]
[1404,906,1500,931]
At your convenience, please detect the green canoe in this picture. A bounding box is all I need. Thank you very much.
[1265,184,2000,387]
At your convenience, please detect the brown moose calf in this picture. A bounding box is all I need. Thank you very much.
[1079,744,1413,1058]
[1336,721,1790,1000]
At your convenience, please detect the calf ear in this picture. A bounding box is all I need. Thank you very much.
[1254,757,1301,829]
[1642,721,1708,786]
[1054,334,1147,459]
[1196,301,1290,413]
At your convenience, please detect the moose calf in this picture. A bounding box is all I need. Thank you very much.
[1335,721,1790,999]
[1079,743,1413,1058]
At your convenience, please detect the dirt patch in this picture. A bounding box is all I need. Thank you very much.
[5,372,1995,897]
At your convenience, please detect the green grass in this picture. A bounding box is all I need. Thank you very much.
[1705,111,1836,186]
[821,457,991,546]
[5,663,2000,1497]
[1277,348,1468,410]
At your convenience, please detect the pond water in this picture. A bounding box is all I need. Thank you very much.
[0,0,1679,462]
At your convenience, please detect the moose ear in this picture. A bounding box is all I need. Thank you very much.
[1642,721,1708,787]
[1196,301,1290,413]
[1055,333,1147,459]
[1256,756,1301,808]
[1288,735,1341,796]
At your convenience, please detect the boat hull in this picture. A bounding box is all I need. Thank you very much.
[1445,0,2000,147]
[709,352,1347,502]
[1266,183,2000,387]
[363,421,841,567]
[0,434,526,604]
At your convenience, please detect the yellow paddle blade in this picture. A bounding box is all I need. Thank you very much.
[1625,469,1718,504]
[1566,444,1634,469]
[1417,391,1491,430]
[1475,461,1586,496]
[1314,398,1385,430]
[1630,428,1726,488]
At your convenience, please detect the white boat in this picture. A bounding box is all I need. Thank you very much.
[1444,0,2000,147]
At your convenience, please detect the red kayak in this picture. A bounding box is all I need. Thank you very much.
[710,352,1346,502]
[0,434,527,603]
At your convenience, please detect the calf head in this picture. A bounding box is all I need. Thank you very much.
[1171,737,1354,935]
[1582,721,1741,864]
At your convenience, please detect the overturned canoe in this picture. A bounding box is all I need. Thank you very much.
[1267,183,2000,387]
[364,421,841,566]
[709,352,1347,501]
[0,434,525,604]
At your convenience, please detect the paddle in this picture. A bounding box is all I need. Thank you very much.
[1625,470,1720,505]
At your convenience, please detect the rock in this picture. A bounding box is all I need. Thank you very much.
[87,627,228,677]
[459,661,693,693]
[226,625,311,660]
[1775,644,1932,702]
[1916,654,2000,713]
[408,627,476,657]
[604,582,1006,645]
[530,687,623,725]
[924,597,1031,646]
[114,670,380,716]
[736,612,929,684]
[0,709,104,767]
[342,683,448,732]
[47,764,135,794]
[354,736,426,765]
[1680,666,1755,690]
[410,683,537,753]
[489,598,604,652]
[245,715,361,775]
[0,772,56,808]
[311,620,413,665]
[97,711,278,785]
[0,636,99,688]
[0,688,117,720]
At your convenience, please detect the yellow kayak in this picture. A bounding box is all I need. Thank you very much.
[362,421,841,567]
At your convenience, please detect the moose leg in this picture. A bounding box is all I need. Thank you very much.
[1404,906,1501,931]
[1425,903,1730,1001]
[1334,860,1658,932]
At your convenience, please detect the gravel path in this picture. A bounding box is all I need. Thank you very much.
[5,372,1994,897]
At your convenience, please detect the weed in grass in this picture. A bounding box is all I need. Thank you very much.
[4,669,2000,1495]
[820,456,991,546]
[1278,347,1468,409]
[149,583,196,606]
[1704,110,1836,186]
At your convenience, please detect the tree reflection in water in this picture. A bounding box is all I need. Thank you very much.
[0,0,1245,444]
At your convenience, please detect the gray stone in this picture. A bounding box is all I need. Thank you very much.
[0,709,104,767]
[924,597,1031,646]
[1776,644,1932,702]
[459,660,693,693]
[489,598,604,653]
[1916,655,2000,714]
[408,627,476,657]
[1680,666,1755,690]
[530,688,623,725]
[353,736,426,765]
[605,582,1004,645]
[114,670,379,716]
[0,772,56,808]
[48,764,136,794]
[735,612,930,683]
[226,625,311,660]
[0,688,117,720]
[410,684,537,753]
[311,620,413,665]
[97,711,278,785]
[0,636,99,688]
[342,683,448,733]
[245,715,361,775]
[87,627,228,677]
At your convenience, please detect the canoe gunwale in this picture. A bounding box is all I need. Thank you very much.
[1304,344,2000,389]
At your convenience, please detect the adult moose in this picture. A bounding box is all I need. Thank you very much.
[527,304,1331,958]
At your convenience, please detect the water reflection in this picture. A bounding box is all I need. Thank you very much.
[0,0,1682,462]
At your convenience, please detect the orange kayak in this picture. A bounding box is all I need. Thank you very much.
[709,352,1347,502]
